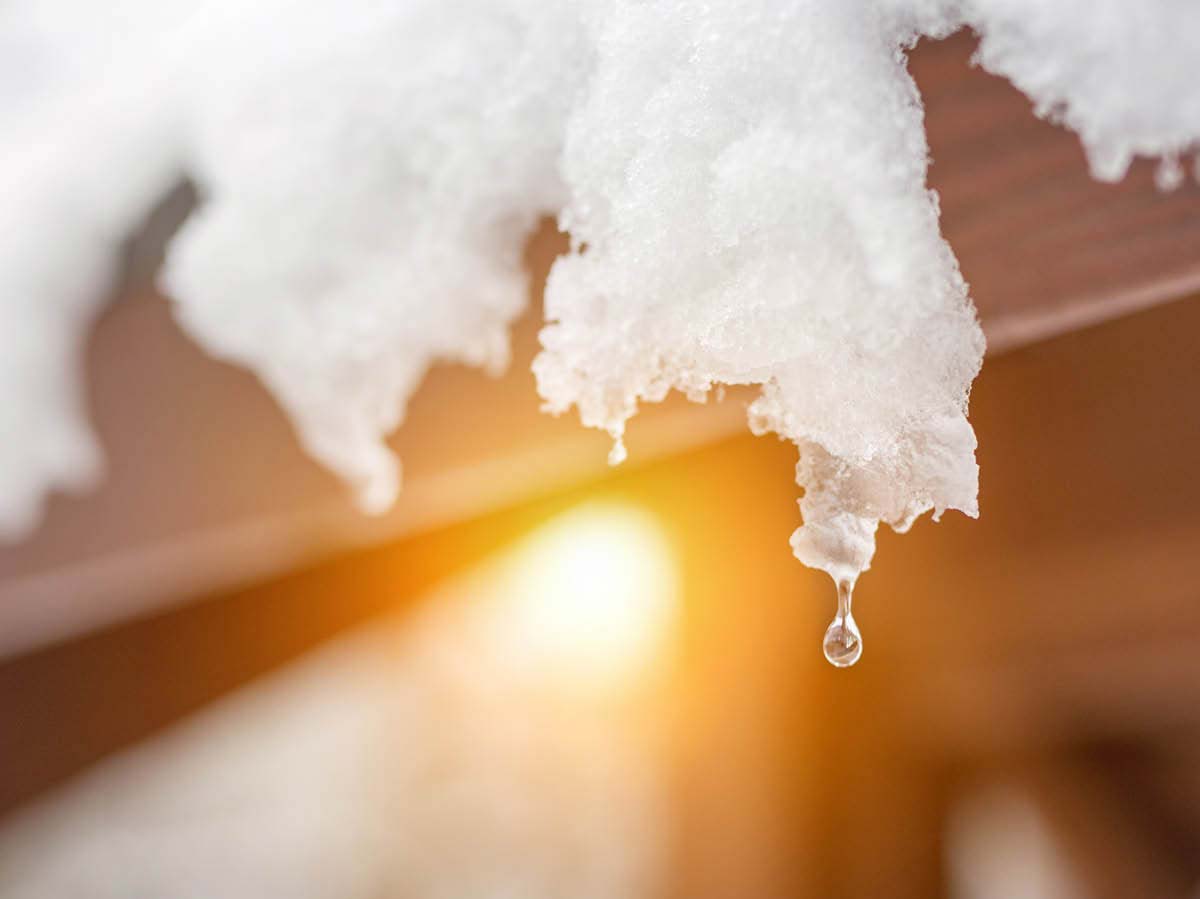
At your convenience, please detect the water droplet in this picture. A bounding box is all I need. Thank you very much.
[823,578,862,668]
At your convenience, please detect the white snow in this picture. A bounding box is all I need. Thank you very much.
[535,0,985,584]
[959,0,1200,184]
[0,1,189,538]
[164,0,590,513]
[1,0,1197,583]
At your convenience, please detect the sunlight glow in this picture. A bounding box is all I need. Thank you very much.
[483,503,678,696]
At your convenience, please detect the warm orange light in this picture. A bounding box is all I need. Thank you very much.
[477,503,678,697]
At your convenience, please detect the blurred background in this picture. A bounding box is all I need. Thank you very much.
[2,31,1200,899]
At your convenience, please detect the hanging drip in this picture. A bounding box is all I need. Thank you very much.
[822,578,862,668]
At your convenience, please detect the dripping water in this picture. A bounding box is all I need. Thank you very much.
[822,578,862,668]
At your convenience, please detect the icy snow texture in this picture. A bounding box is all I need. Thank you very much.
[536,0,985,583]
[1,0,1198,582]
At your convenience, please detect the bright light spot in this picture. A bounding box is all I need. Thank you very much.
[481,503,678,696]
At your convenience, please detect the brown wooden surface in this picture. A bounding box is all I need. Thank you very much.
[916,34,1200,350]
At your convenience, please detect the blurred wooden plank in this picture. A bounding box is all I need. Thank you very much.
[916,33,1200,352]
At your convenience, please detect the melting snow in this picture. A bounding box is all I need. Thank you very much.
[1,0,1196,584]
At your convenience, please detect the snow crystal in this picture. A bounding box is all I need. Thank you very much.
[1,0,1198,584]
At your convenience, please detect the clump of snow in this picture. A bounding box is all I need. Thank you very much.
[1,0,1198,584]
[0,0,588,529]
[536,0,984,584]
[0,1,188,538]
[164,0,590,512]
[958,0,1200,185]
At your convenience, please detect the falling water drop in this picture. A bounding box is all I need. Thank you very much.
[607,436,627,466]
[822,578,862,668]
